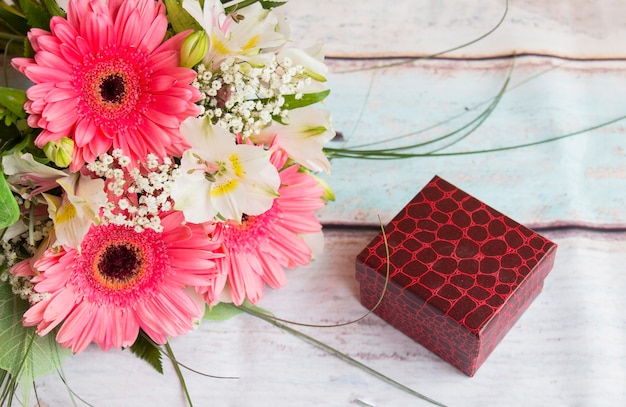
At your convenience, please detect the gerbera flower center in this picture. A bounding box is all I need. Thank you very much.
[73,224,170,305]
[76,48,149,126]
[222,211,276,249]
[96,242,143,284]
[99,73,126,104]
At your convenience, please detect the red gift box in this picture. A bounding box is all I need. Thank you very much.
[355,176,557,376]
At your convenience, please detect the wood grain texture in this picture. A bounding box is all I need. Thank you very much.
[281,0,626,59]
[33,230,626,406]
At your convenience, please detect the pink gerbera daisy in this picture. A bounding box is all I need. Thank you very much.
[23,212,223,353]
[199,150,325,305]
[12,0,201,171]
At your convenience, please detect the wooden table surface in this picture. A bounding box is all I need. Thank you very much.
[23,0,626,406]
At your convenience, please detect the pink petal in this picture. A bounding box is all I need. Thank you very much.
[56,302,93,352]
[40,289,76,335]
[74,35,92,56]
[27,82,55,100]
[10,57,34,74]
[259,255,286,288]
[151,95,191,114]
[22,298,49,327]
[115,128,147,158]
[149,75,177,92]
[69,307,100,353]
[74,118,99,147]
[144,109,180,128]
[138,14,168,53]
[50,17,79,45]
[43,100,77,124]
[34,35,62,55]
[34,129,60,147]
[146,50,178,72]
[27,28,52,52]
[168,250,217,270]
[24,65,70,83]
[115,8,142,47]
[59,43,84,65]
[44,87,78,103]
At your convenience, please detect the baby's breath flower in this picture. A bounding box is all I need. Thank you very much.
[87,152,178,232]
[0,219,54,303]
[193,56,311,138]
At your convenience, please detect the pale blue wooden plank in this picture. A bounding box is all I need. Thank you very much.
[283,0,626,58]
[319,58,626,227]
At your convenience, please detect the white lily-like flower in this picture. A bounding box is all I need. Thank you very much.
[2,151,68,198]
[183,0,287,68]
[279,45,329,85]
[253,106,335,173]
[172,116,280,223]
[1,220,28,242]
[43,172,106,250]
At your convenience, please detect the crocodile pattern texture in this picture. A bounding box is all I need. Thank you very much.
[356,176,557,376]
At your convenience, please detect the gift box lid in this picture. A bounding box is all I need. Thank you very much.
[355,175,557,372]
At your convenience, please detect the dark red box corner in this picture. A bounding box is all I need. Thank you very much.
[355,175,557,376]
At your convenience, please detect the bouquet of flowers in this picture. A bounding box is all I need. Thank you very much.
[0,0,333,401]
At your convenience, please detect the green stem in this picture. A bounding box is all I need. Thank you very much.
[0,33,25,42]
[239,306,448,407]
[325,112,626,160]
[330,58,513,157]
[56,367,95,407]
[346,60,566,151]
[165,342,194,407]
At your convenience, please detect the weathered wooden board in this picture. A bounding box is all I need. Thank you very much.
[282,0,626,59]
[318,57,626,227]
[33,230,626,406]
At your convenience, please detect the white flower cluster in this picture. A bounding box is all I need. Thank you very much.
[193,56,311,137]
[86,150,177,233]
[0,219,53,303]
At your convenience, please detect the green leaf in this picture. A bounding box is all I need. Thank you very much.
[281,89,330,111]
[203,302,243,320]
[203,301,269,321]
[41,0,66,18]
[0,87,27,124]
[0,173,19,230]
[222,0,286,13]
[0,130,37,161]
[129,333,163,374]
[163,0,202,33]
[18,0,52,31]
[0,280,71,403]
[0,3,29,36]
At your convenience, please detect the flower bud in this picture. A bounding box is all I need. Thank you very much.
[43,138,74,168]
[180,31,208,68]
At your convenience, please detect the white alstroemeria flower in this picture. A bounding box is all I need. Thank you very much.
[279,45,329,84]
[183,0,286,68]
[1,221,28,242]
[183,0,230,36]
[253,106,335,173]
[2,152,68,198]
[43,172,106,250]
[172,117,280,223]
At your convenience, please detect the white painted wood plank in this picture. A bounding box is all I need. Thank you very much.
[319,57,626,227]
[282,0,626,58]
[33,230,626,406]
